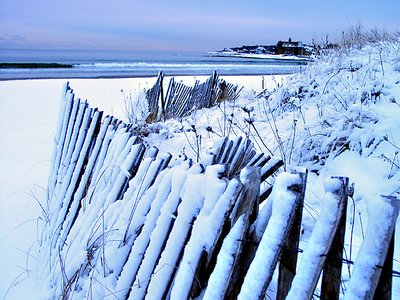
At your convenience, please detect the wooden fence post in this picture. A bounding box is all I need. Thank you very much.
[320,176,349,300]
[373,229,395,300]
[277,171,307,300]
[208,70,218,107]
[224,167,262,299]
[158,71,166,121]
[238,172,306,300]
[285,176,349,300]
[344,195,399,300]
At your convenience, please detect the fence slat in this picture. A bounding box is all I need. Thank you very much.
[320,176,349,300]
[277,171,307,300]
[237,172,303,300]
[58,114,110,246]
[202,216,246,300]
[169,177,244,299]
[129,164,209,299]
[344,195,399,300]
[48,85,74,197]
[224,167,262,299]
[261,157,284,182]
[373,230,395,300]
[144,72,241,122]
[286,177,349,300]
[52,109,102,250]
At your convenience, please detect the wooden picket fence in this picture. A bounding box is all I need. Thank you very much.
[38,83,399,299]
[145,71,241,122]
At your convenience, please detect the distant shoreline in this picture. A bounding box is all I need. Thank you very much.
[0,62,74,69]
[207,52,311,63]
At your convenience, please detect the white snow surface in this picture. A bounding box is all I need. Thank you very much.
[1,40,400,299]
[202,215,245,300]
[238,172,301,300]
[169,177,241,299]
[286,178,344,300]
[143,164,227,300]
[344,195,399,300]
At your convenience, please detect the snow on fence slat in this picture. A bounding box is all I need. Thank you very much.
[223,166,263,299]
[48,83,74,199]
[168,169,251,299]
[202,215,246,300]
[113,161,193,299]
[238,172,305,300]
[286,177,348,300]
[57,115,112,250]
[133,164,229,299]
[38,85,399,300]
[344,195,399,300]
[276,171,308,300]
[319,177,349,300]
[50,108,102,250]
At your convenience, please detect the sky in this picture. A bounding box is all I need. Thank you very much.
[0,0,399,52]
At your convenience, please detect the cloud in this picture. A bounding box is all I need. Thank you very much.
[1,0,399,51]
[0,33,25,43]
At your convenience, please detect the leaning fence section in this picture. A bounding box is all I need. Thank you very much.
[145,71,241,122]
[38,83,399,300]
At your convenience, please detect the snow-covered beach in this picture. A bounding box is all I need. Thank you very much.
[1,40,400,299]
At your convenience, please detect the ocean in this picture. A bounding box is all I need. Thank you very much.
[0,48,307,80]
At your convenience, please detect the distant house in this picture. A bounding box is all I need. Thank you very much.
[228,45,276,55]
[276,38,305,56]
[217,39,314,57]
[255,46,266,54]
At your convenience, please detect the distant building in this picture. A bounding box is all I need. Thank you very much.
[217,38,315,57]
[228,45,276,55]
[276,38,305,56]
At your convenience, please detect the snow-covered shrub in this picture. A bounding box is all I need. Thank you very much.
[122,88,149,125]
[256,39,400,172]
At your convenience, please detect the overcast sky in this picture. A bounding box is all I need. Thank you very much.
[1,0,399,52]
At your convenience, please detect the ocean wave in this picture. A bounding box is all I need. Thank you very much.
[0,60,305,80]
[68,62,305,77]
[74,62,298,69]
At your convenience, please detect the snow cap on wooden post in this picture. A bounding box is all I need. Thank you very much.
[344,195,399,300]
[286,176,349,300]
[373,224,395,300]
[223,166,262,299]
[320,176,349,300]
[237,172,303,300]
[277,171,307,300]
